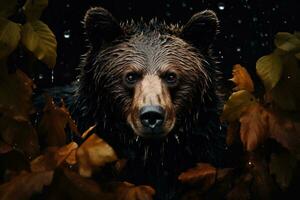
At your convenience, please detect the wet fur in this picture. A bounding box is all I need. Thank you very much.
[76,8,227,200]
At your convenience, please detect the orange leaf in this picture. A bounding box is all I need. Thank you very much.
[0,170,53,200]
[76,134,118,177]
[230,64,254,92]
[30,142,78,172]
[38,95,79,147]
[239,104,270,151]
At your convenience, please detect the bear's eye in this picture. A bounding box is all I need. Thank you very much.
[164,72,178,85]
[125,72,140,86]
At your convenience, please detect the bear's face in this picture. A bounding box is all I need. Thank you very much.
[81,7,219,139]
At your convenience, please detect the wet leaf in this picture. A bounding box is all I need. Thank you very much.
[0,170,53,200]
[0,61,35,119]
[274,32,300,53]
[256,53,282,91]
[38,95,79,146]
[226,173,252,200]
[0,141,12,154]
[77,134,118,177]
[23,0,48,21]
[0,18,21,59]
[239,104,269,151]
[21,20,57,68]
[271,54,300,111]
[118,182,155,200]
[230,64,254,92]
[269,152,298,189]
[0,0,18,18]
[221,90,257,122]
[30,142,78,172]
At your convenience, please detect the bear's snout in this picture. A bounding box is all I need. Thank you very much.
[139,105,165,133]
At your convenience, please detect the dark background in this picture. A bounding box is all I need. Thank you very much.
[36,0,299,88]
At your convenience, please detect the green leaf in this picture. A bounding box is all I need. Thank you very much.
[221,90,257,122]
[256,53,283,91]
[23,0,48,21]
[0,0,18,18]
[21,20,57,68]
[271,54,300,111]
[0,18,21,59]
[274,32,300,53]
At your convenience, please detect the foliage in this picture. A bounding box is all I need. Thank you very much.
[0,1,299,198]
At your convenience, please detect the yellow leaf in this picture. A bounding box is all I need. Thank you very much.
[271,54,300,111]
[23,0,48,21]
[221,90,257,122]
[239,104,269,151]
[0,18,21,59]
[77,134,118,177]
[274,32,300,53]
[230,64,254,92]
[21,20,57,68]
[256,53,282,91]
[0,0,18,18]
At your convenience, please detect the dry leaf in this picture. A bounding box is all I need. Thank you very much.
[38,95,79,146]
[230,64,254,92]
[239,104,269,151]
[0,170,53,200]
[117,182,155,200]
[30,142,78,172]
[269,152,298,189]
[77,134,118,177]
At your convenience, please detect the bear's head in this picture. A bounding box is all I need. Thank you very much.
[77,7,222,141]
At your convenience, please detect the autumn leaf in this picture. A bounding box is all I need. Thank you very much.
[270,54,300,111]
[268,111,300,158]
[239,104,269,151]
[23,0,48,21]
[221,90,257,122]
[0,61,35,119]
[269,152,298,190]
[256,53,283,91]
[274,32,300,53]
[30,142,78,172]
[0,0,18,18]
[0,170,53,200]
[21,20,57,68]
[226,122,240,146]
[0,18,21,59]
[226,173,252,200]
[230,64,254,92]
[38,95,79,147]
[117,182,155,200]
[0,110,39,158]
[77,134,118,177]
[178,163,232,192]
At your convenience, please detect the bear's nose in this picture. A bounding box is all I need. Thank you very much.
[139,106,165,130]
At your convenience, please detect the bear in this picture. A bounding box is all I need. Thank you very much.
[75,6,227,200]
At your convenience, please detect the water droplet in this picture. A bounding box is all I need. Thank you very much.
[182,2,187,7]
[272,7,276,11]
[218,2,225,10]
[218,51,222,54]
[189,7,193,11]
[230,34,234,38]
[283,20,287,24]
[64,30,71,39]
[77,78,80,82]
[66,4,70,8]
[236,47,241,52]
[51,70,54,83]
[135,136,140,142]
[220,55,224,59]
[264,33,268,37]
[38,74,43,79]
[287,75,291,79]
[237,19,242,24]
[253,17,258,22]
[166,12,171,17]
[166,3,170,8]
[128,6,132,11]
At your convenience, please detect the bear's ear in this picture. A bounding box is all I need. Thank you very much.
[180,10,219,52]
[84,7,123,48]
